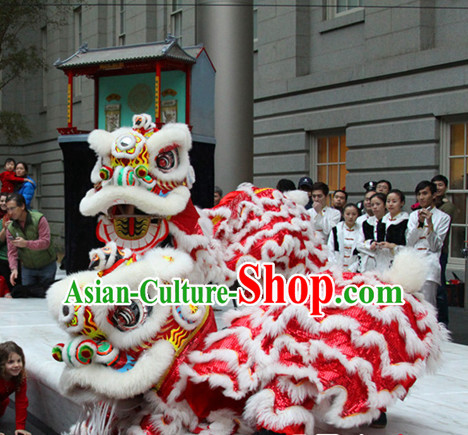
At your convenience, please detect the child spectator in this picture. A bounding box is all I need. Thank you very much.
[328,203,363,272]
[0,159,31,194]
[406,181,450,307]
[0,341,30,435]
[14,163,36,209]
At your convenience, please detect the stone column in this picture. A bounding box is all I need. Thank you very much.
[196,0,253,194]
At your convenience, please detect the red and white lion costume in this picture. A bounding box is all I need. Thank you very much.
[47,115,445,434]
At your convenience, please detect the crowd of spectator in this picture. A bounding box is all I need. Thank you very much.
[247,173,455,325]
[292,174,454,326]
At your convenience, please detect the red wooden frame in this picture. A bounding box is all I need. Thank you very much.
[58,59,193,134]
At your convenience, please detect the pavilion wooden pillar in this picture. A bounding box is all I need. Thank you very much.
[94,77,99,129]
[155,63,161,125]
[67,72,74,128]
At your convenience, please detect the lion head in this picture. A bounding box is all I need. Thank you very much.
[80,117,196,254]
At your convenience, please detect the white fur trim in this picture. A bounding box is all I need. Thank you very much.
[283,189,309,207]
[382,247,429,293]
[60,339,175,400]
[79,184,191,217]
[88,129,113,156]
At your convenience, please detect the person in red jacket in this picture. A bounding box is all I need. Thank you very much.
[0,341,30,435]
[0,159,32,194]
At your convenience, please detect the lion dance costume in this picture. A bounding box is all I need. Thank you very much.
[48,114,445,434]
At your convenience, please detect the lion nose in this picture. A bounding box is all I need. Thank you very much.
[63,305,70,317]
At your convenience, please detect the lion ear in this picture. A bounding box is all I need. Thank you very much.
[146,123,192,155]
[88,129,114,157]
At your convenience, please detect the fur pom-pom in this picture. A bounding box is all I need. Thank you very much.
[283,190,309,207]
[382,248,428,294]
[88,129,114,156]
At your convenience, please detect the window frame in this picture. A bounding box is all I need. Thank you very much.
[253,0,259,44]
[73,6,83,99]
[118,0,126,46]
[325,0,363,20]
[41,26,48,109]
[30,163,42,211]
[171,0,183,43]
[310,132,348,193]
[440,120,468,267]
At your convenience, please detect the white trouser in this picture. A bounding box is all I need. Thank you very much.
[421,280,438,307]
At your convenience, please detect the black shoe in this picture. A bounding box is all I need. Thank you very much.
[10,283,46,298]
[370,411,387,428]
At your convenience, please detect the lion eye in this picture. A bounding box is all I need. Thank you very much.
[109,301,151,331]
[156,150,177,172]
[117,135,136,150]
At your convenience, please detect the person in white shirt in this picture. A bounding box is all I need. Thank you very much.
[328,203,363,272]
[308,182,341,244]
[406,181,451,307]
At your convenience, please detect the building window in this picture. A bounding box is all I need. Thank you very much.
[119,1,126,46]
[74,6,82,47]
[316,134,348,191]
[30,163,42,211]
[253,0,258,43]
[41,26,47,109]
[73,6,82,98]
[442,122,468,262]
[171,0,182,43]
[326,0,362,19]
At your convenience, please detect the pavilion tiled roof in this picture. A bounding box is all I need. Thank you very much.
[54,39,197,70]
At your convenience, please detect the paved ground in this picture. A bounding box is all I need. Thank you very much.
[0,297,466,434]
[0,404,57,435]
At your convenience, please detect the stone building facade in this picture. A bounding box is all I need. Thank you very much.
[1,1,468,273]
[0,2,198,252]
[253,1,468,273]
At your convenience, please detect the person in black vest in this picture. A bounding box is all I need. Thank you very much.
[358,192,387,272]
[378,189,409,270]
[5,193,56,290]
